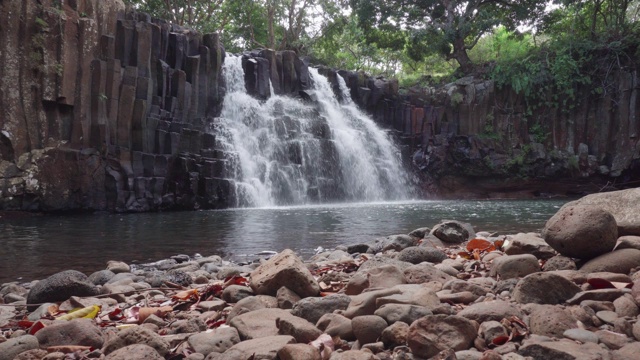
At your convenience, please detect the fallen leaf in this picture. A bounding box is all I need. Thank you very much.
[466,239,496,252]
[587,278,632,290]
[173,288,199,301]
[491,335,509,346]
[56,305,100,321]
[29,320,46,335]
[137,306,173,324]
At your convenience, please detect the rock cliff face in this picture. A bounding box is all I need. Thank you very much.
[0,1,307,211]
[330,70,640,198]
[1,0,638,211]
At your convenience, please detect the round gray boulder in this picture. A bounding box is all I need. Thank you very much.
[542,205,618,260]
[26,270,99,311]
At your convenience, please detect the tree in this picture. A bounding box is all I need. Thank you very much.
[351,0,547,74]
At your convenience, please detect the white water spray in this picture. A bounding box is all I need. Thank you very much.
[212,56,412,207]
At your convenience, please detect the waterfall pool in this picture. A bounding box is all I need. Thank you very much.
[0,199,569,283]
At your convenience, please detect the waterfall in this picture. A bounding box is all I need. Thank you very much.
[212,56,412,207]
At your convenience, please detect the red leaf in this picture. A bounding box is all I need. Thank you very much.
[29,320,46,335]
[492,335,510,346]
[466,239,496,252]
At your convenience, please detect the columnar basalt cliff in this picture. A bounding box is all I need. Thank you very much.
[1,0,639,212]
[329,70,640,198]
[0,0,309,211]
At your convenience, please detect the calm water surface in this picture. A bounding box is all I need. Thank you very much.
[0,199,569,283]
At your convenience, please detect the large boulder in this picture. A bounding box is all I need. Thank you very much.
[26,270,100,311]
[560,188,640,236]
[580,248,640,274]
[542,205,618,260]
[407,315,477,359]
[250,249,320,297]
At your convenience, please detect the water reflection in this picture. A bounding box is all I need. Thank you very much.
[0,199,568,283]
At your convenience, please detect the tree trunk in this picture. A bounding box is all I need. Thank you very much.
[453,37,473,74]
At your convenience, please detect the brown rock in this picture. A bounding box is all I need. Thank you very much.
[35,318,104,349]
[276,315,323,343]
[528,305,577,337]
[580,249,640,274]
[229,308,298,340]
[489,254,540,279]
[316,313,354,341]
[277,344,322,360]
[505,233,557,260]
[542,205,618,260]
[407,315,477,359]
[351,315,388,345]
[250,249,320,298]
[381,322,409,347]
[542,256,577,271]
[218,335,295,359]
[403,263,454,284]
[105,344,163,360]
[519,338,611,360]
[102,325,169,356]
[512,272,581,304]
[187,327,240,356]
[457,301,523,323]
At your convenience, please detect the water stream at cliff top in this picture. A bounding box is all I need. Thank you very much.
[212,56,411,207]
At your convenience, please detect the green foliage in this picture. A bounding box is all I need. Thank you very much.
[450,92,464,107]
[528,122,548,143]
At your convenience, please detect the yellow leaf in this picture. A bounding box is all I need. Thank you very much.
[56,305,100,321]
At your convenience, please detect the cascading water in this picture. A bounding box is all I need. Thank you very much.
[212,56,412,207]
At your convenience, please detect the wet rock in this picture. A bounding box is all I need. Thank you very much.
[504,233,557,260]
[105,344,163,360]
[250,249,320,297]
[542,256,577,271]
[397,247,448,264]
[490,254,540,279]
[408,227,431,238]
[229,308,298,340]
[26,270,99,311]
[430,220,476,244]
[528,305,577,337]
[512,272,581,304]
[374,304,432,325]
[580,249,640,274]
[35,318,104,349]
[187,327,240,355]
[542,205,618,260]
[376,234,419,252]
[404,263,454,284]
[457,300,523,323]
[102,325,170,356]
[219,335,295,359]
[278,344,322,360]
[291,293,351,323]
[276,315,323,343]
[0,335,39,360]
[316,313,354,340]
[563,328,599,343]
[407,314,477,359]
[351,315,388,345]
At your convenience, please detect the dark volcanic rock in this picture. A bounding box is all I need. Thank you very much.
[26,270,100,311]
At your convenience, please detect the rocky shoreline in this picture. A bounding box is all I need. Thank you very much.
[1,188,640,360]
